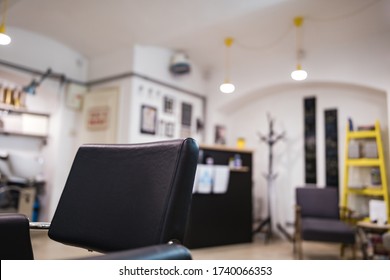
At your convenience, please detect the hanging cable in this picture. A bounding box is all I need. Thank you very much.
[307,0,383,22]
[230,0,383,53]
[1,0,8,26]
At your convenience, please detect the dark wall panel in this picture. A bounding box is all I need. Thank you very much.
[304,97,317,184]
[325,109,339,188]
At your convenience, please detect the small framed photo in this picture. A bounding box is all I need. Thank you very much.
[140,105,157,135]
[215,125,227,145]
[165,122,175,138]
[181,102,192,127]
[164,96,175,114]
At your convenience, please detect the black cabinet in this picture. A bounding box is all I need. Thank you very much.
[184,145,253,248]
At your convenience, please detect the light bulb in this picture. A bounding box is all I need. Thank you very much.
[291,69,307,81]
[0,23,11,45]
[219,82,235,93]
[0,32,11,45]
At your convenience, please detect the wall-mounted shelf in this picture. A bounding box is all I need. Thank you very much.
[0,130,48,141]
[0,105,50,144]
[199,144,254,154]
[0,105,50,118]
[230,166,250,172]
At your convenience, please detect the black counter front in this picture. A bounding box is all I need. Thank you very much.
[183,145,253,249]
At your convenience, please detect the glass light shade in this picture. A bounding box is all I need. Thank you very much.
[0,32,11,45]
[291,69,307,81]
[219,82,235,93]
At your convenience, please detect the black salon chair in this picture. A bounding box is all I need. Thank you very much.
[293,186,356,259]
[0,138,199,260]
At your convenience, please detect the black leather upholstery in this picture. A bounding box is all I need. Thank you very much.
[0,138,198,260]
[0,213,34,260]
[48,138,199,253]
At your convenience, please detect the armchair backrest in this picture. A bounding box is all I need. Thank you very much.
[296,187,340,219]
[48,138,199,253]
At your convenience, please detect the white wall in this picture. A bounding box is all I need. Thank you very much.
[88,48,133,81]
[133,45,206,95]
[90,45,207,145]
[2,27,88,81]
[214,82,388,233]
[128,76,205,144]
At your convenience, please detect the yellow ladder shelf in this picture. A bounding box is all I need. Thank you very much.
[341,120,390,222]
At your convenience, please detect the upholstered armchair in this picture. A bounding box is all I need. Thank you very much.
[293,186,356,259]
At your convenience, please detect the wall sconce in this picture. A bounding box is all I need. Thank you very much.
[22,68,52,95]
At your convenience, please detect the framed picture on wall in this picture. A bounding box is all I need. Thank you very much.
[181,102,192,127]
[164,96,175,114]
[140,105,157,135]
[87,106,109,131]
[214,125,227,145]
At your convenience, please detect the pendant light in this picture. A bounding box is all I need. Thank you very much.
[291,17,307,81]
[0,0,11,45]
[220,37,235,93]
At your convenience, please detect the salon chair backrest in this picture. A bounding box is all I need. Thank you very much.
[48,138,199,253]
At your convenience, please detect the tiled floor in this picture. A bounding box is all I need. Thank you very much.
[30,231,354,260]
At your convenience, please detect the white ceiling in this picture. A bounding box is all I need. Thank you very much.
[5,0,390,74]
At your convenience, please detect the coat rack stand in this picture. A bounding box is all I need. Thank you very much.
[253,114,284,242]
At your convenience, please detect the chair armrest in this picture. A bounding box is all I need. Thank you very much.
[78,244,192,260]
[30,222,51,230]
[0,213,34,259]
[339,206,356,223]
[339,206,353,216]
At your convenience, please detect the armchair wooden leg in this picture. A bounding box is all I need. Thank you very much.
[297,241,303,259]
[340,244,345,259]
[340,243,356,259]
[294,205,303,259]
[293,232,303,259]
[351,244,356,259]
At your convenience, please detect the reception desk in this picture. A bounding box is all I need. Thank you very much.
[183,145,253,249]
